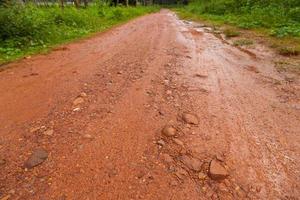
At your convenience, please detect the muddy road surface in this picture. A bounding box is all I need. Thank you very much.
[0,10,299,199]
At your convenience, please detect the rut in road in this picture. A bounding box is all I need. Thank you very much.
[0,10,299,199]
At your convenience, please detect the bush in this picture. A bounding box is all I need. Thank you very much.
[0,4,159,63]
[182,0,300,38]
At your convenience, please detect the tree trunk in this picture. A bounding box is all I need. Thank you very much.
[74,0,80,8]
[59,0,64,9]
[83,0,88,7]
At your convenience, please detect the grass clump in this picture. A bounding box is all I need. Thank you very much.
[278,46,300,56]
[233,39,253,46]
[223,28,240,38]
[0,5,159,64]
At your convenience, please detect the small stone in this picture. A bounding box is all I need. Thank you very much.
[166,90,172,95]
[80,92,87,97]
[0,159,6,165]
[173,138,184,146]
[175,168,188,180]
[83,134,93,139]
[162,125,176,137]
[182,113,199,125]
[24,149,48,169]
[161,154,173,163]
[208,160,229,180]
[0,195,11,200]
[195,73,208,78]
[43,129,54,136]
[73,97,84,105]
[157,139,165,146]
[73,107,80,112]
[29,127,40,133]
[117,71,123,75]
[198,172,206,180]
[179,155,202,171]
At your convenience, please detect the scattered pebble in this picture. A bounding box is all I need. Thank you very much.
[208,159,229,180]
[182,113,199,125]
[173,138,184,146]
[175,168,188,180]
[29,127,40,133]
[80,92,87,97]
[162,125,176,137]
[166,90,172,95]
[24,149,48,169]
[157,139,165,146]
[161,153,173,163]
[83,134,93,139]
[198,172,206,180]
[73,97,84,106]
[43,129,54,136]
[195,73,208,78]
[73,107,81,112]
[0,195,11,200]
[179,155,202,171]
[0,159,6,166]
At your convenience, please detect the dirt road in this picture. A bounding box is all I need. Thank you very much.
[0,10,299,199]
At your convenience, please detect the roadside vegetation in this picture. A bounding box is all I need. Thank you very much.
[175,0,300,56]
[0,2,158,64]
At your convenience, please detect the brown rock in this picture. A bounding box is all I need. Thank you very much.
[182,113,199,125]
[175,168,188,180]
[162,125,176,137]
[208,160,228,180]
[24,149,48,169]
[179,155,202,171]
[198,172,206,180]
[156,139,165,146]
[73,97,84,105]
[161,154,173,163]
[173,138,184,146]
[0,159,6,166]
[43,129,54,136]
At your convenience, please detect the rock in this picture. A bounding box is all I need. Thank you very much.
[43,129,54,136]
[166,90,172,95]
[175,168,188,180]
[24,149,48,169]
[83,134,93,139]
[198,172,206,180]
[195,73,208,78]
[208,160,229,180]
[157,139,165,146]
[79,92,87,97]
[73,97,84,105]
[0,195,11,200]
[179,155,202,171]
[29,127,40,133]
[182,113,199,125]
[73,107,80,112]
[0,159,6,165]
[162,125,176,137]
[161,154,173,163]
[173,138,184,146]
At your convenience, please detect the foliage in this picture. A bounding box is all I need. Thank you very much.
[178,0,300,38]
[0,4,159,63]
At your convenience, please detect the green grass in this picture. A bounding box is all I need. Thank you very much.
[174,5,300,57]
[0,5,159,64]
